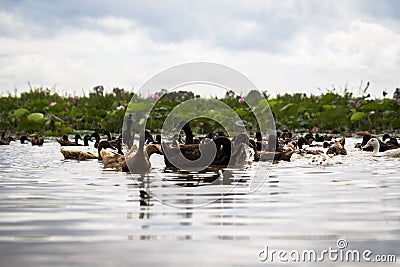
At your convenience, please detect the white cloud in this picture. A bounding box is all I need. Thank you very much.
[0,1,399,97]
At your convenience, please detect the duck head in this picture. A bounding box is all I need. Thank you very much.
[144,129,155,144]
[74,134,82,143]
[361,134,372,147]
[104,130,112,141]
[362,138,380,151]
[382,133,391,142]
[97,141,116,159]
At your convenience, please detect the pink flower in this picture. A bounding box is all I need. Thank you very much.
[397,98,400,103]
[312,126,319,132]
[369,111,375,115]
[150,93,159,100]
[315,99,319,104]
[70,97,76,103]
[355,101,361,108]
[49,102,57,107]
[65,107,69,112]
[116,105,125,110]
[238,97,245,103]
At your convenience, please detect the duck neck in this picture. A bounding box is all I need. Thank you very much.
[183,124,194,144]
[83,136,89,146]
[372,143,380,156]
[106,131,112,141]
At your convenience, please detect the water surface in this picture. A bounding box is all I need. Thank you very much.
[0,138,399,266]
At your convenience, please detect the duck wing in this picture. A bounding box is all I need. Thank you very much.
[383,148,400,158]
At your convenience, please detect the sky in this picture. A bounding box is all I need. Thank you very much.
[0,0,399,98]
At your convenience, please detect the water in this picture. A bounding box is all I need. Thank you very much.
[0,138,399,266]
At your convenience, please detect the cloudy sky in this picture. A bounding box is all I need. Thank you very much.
[0,0,399,97]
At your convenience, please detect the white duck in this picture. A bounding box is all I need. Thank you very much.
[362,138,400,157]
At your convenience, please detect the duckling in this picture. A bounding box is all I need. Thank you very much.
[31,135,44,146]
[362,138,400,157]
[57,134,82,146]
[60,140,114,161]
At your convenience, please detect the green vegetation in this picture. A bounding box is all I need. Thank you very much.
[0,86,399,136]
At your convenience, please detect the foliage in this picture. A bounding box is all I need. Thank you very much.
[0,86,399,136]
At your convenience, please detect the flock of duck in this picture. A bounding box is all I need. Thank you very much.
[1,121,400,173]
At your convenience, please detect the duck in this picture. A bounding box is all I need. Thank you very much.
[326,137,347,155]
[0,139,9,145]
[101,132,163,172]
[31,135,44,146]
[362,138,400,157]
[308,154,334,166]
[60,140,115,160]
[355,134,394,152]
[162,136,234,169]
[57,134,82,146]
[19,135,30,144]
[104,130,119,147]
[252,133,295,162]
[0,132,10,145]
[296,136,326,155]
[382,134,400,149]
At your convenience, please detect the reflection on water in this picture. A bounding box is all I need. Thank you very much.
[0,138,399,266]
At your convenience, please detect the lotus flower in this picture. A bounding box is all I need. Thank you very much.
[312,126,319,132]
[49,102,57,107]
[150,93,159,100]
[238,97,245,103]
[355,101,361,108]
[315,99,319,104]
[116,105,125,110]
[397,98,400,103]
[369,111,375,115]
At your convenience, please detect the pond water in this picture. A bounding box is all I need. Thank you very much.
[0,138,399,266]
